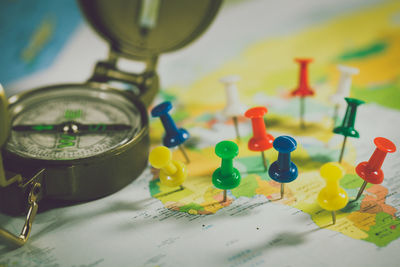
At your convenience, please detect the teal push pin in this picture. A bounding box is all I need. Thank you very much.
[212,141,241,203]
[333,97,364,163]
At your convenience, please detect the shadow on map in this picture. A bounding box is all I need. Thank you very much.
[0,212,53,253]
[291,154,332,171]
[266,117,330,136]
[0,215,27,252]
[240,153,333,174]
[31,197,157,241]
[228,227,325,259]
[0,239,44,256]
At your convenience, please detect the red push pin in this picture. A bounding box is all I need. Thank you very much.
[245,107,274,171]
[291,58,314,129]
[354,137,396,201]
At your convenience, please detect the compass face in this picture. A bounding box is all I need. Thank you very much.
[5,86,143,161]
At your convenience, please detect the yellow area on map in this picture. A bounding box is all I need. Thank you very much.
[167,1,400,107]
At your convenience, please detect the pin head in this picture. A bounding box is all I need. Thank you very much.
[151,101,172,117]
[333,126,359,138]
[268,162,298,183]
[160,160,187,187]
[338,65,359,75]
[355,164,383,184]
[345,97,364,107]
[320,162,344,182]
[273,136,297,153]
[244,106,267,118]
[374,137,396,153]
[215,140,239,159]
[220,75,240,84]
[149,146,171,169]
[295,58,313,64]
[163,129,189,148]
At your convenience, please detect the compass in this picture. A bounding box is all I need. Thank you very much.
[2,84,149,206]
[0,0,222,246]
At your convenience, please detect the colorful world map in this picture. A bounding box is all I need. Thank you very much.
[149,1,400,247]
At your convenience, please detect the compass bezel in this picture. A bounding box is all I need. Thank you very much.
[2,83,150,201]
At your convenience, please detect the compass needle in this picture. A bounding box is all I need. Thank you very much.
[12,122,132,134]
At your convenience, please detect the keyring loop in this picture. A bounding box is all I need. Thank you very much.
[0,182,41,246]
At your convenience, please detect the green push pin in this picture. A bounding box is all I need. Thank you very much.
[333,97,365,163]
[212,141,241,203]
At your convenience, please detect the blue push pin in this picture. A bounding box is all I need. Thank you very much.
[268,136,298,199]
[151,101,190,163]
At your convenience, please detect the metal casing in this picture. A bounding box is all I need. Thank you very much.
[78,0,222,60]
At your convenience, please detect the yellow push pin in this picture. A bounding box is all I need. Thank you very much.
[317,162,348,225]
[149,146,187,196]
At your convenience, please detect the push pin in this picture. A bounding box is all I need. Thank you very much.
[291,58,315,129]
[149,146,187,196]
[268,136,298,199]
[330,65,359,125]
[353,137,396,201]
[220,75,246,141]
[245,107,274,171]
[212,141,241,203]
[333,97,364,163]
[317,162,348,225]
[151,101,190,163]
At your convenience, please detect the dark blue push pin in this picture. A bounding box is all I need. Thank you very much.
[268,136,298,199]
[151,101,190,163]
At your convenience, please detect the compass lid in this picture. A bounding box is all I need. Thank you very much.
[78,0,222,60]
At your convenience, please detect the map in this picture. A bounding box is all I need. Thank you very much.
[1,0,400,266]
[149,0,400,248]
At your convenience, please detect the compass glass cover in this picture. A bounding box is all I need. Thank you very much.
[5,85,142,161]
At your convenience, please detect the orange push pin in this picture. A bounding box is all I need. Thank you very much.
[245,106,274,171]
[149,146,187,196]
[317,162,348,225]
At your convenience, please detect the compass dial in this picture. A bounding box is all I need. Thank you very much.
[5,86,142,161]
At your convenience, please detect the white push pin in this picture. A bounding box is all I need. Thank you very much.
[330,65,359,125]
[220,75,247,140]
